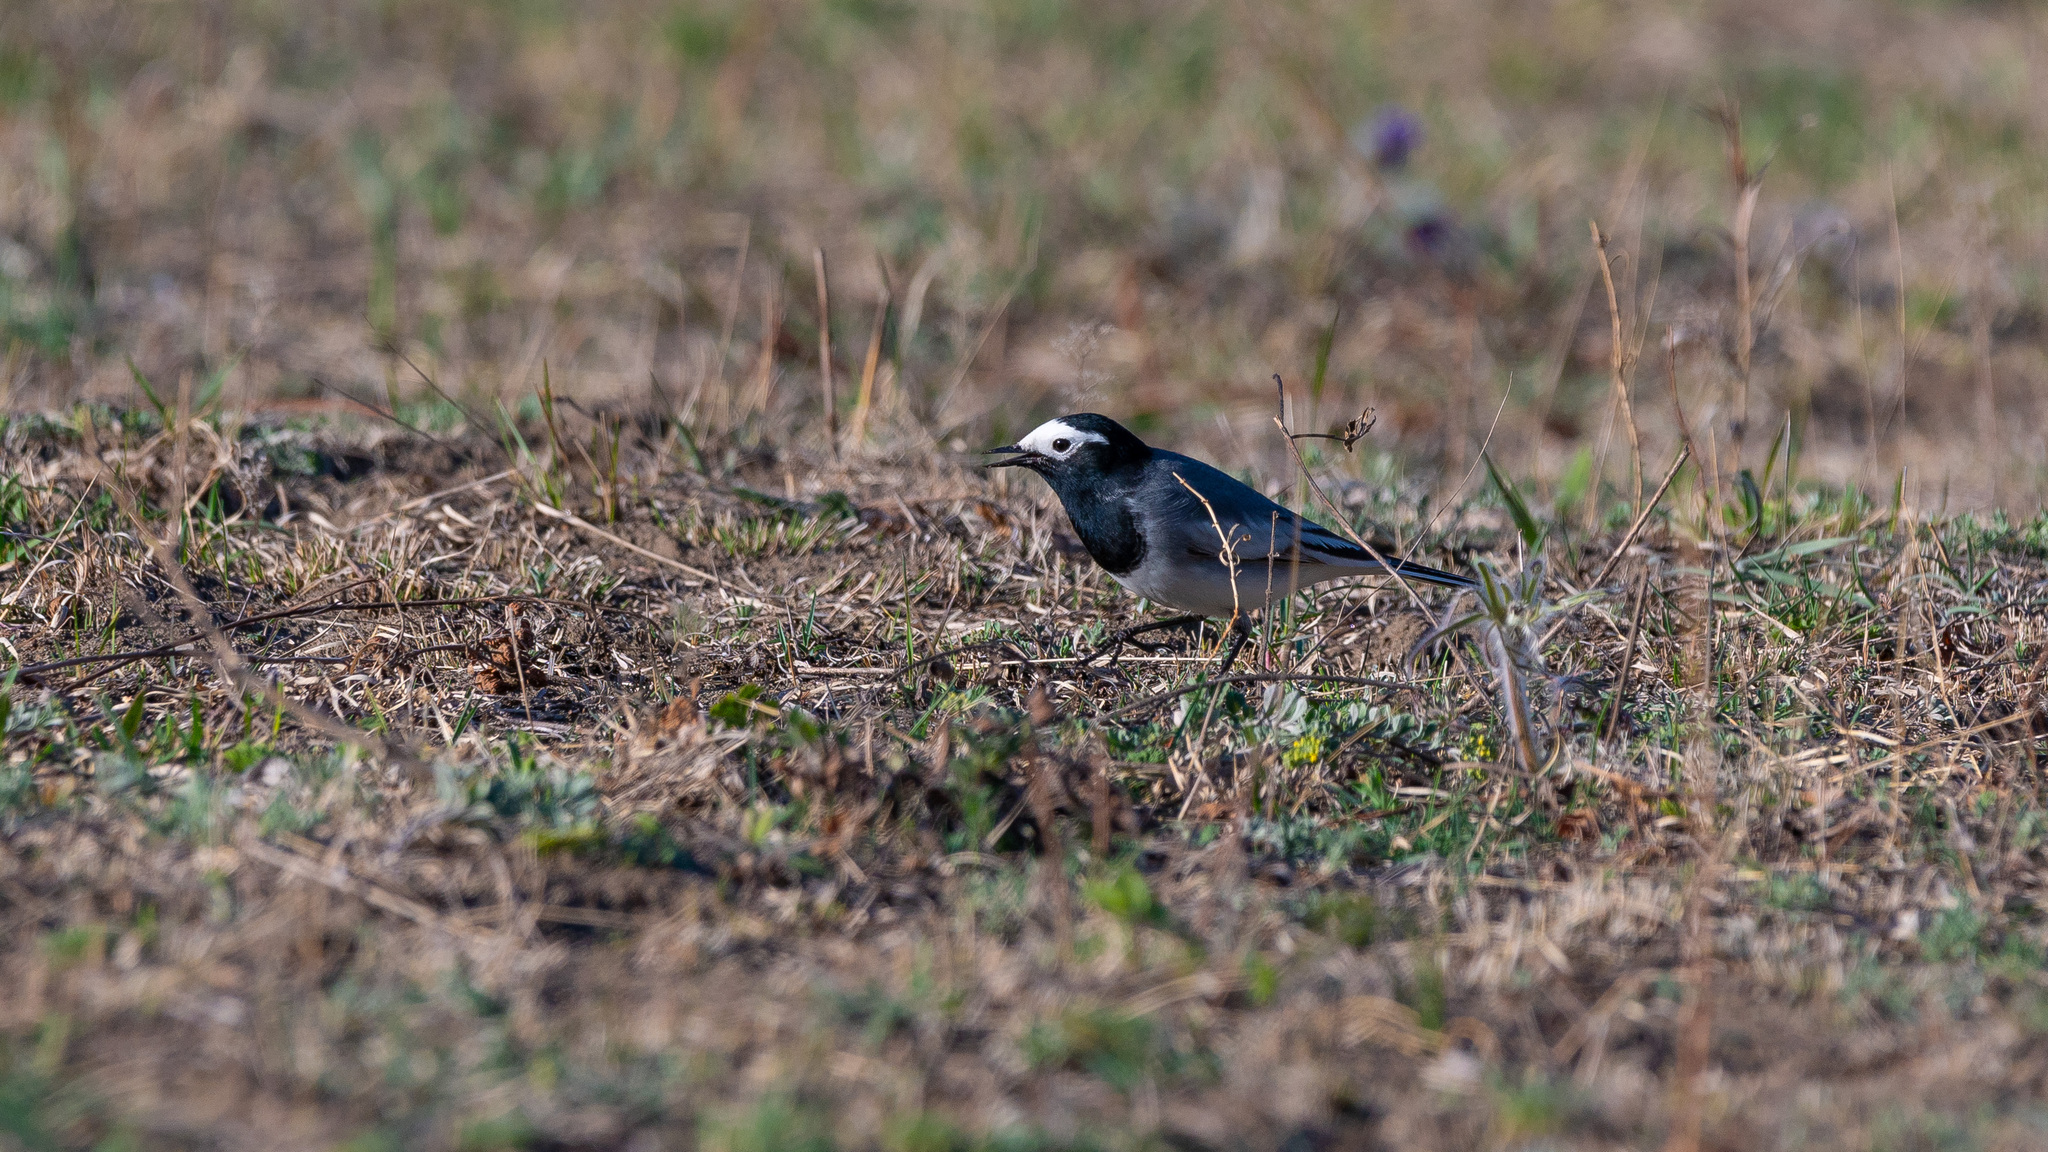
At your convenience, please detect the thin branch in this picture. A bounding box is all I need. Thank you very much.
[1172,470,1244,630]
[1110,673,1411,719]
[347,469,517,531]
[1286,408,1378,450]
[26,577,377,684]
[383,340,495,437]
[894,637,1039,680]
[1591,220,1644,514]
[814,247,839,458]
[1272,374,1431,611]
[1601,569,1653,743]
[531,501,766,602]
[1589,445,1691,590]
[313,377,449,446]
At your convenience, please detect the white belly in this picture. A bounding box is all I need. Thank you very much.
[1112,552,1328,617]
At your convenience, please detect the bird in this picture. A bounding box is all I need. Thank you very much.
[987,413,1473,672]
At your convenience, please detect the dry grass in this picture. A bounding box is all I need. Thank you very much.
[5,1,2048,1149]
[6,395,2048,1150]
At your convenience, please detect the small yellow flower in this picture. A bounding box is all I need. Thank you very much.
[1461,730,1497,762]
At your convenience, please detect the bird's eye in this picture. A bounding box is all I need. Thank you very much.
[1052,438,1071,453]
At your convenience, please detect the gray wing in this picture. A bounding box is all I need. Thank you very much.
[1145,452,1472,588]
[1145,453,1369,566]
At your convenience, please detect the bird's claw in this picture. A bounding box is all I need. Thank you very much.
[1078,614,1205,670]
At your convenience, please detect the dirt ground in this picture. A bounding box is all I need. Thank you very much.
[5,410,2048,1150]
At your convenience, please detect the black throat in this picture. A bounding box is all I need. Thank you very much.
[1050,475,1147,575]
[1038,443,1151,575]
[1007,413,1155,577]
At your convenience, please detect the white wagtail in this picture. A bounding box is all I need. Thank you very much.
[988,413,1473,671]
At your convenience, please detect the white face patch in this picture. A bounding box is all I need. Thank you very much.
[1015,419,1107,461]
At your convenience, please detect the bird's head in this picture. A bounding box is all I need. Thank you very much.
[985,414,1148,479]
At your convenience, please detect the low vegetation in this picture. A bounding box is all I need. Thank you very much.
[5,393,2048,1149]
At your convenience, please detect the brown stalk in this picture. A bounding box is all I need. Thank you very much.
[504,602,533,723]
[1713,96,1763,466]
[1730,190,1759,454]
[848,266,890,451]
[538,361,565,471]
[173,368,193,527]
[1589,444,1691,591]
[1088,755,1114,858]
[1601,569,1652,743]
[710,219,751,429]
[1269,375,1429,612]
[1971,300,1995,442]
[1662,838,1733,1152]
[1886,169,1910,445]
[813,247,839,457]
[746,282,779,421]
[1591,220,1645,515]
[1486,627,1543,781]
[1534,102,1663,428]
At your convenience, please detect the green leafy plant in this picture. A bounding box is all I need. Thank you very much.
[1300,890,1380,948]
[437,740,600,832]
[1484,452,1547,553]
[1415,558,1593,780]
[1022,1008,1160,1092]
[1082,863,1165,927]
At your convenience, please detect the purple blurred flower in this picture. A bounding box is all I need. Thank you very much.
[1354,106,1422,171]
[1406,211,1452,259]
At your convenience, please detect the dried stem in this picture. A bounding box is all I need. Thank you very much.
[813,247,839,458]
[1589,445,1691,590]
[1712,95,1765,466]
[1591,220,1644,515]
[848,266,890,451]
[1601,569,1652,743]
[1270,374,1430,611]
[1486,627,1541,778]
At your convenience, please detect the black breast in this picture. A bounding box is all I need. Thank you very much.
[1064,497,1146,575]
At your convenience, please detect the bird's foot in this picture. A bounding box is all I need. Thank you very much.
[1212,619,1253,677]
[1081,614,1206,669]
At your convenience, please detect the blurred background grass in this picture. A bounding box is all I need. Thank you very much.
[2,0,2045,506]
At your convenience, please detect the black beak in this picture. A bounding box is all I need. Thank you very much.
[985,445,1034,469]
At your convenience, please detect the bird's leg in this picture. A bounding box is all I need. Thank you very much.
[1082,613,1205,668]
[1213,616,1253,676]
[1121,614,1207,651]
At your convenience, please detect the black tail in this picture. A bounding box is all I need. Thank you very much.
[1384,557,1474,589]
